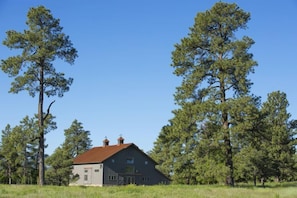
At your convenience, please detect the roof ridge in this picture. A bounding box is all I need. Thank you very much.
[73,143,133,164]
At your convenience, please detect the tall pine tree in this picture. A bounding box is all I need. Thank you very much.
[0,6,77,185]
[152,2,257,186]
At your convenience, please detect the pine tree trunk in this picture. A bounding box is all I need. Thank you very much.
[23,147,27,184]
[224,132,234,186]
[253,175,257,186]
[220,79,234,186]
[38,64,45,186]
[8,164,12,185]
[38,133,45,185]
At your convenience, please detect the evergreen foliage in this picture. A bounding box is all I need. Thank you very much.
[62,119,92,158]
[0,6,77,185]
[150,2,297,186]
[261,91,297,182]
[0,2,296,187]
[45,147,72,186]
[0,115,56,184]
[0,118,91,186]
[45,119,92,186]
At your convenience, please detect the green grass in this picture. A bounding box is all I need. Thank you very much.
[0,183,297,198]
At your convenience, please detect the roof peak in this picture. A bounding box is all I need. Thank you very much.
[73,143,134,164]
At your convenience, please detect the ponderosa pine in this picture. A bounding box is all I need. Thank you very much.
[1,6,77,185]
[169,2,257,186]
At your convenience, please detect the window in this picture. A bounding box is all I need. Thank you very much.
[108,175,117,181]
[126,158,134,164]
[125,166,135,173]
[94,169,99,172]
[84,175,88,181]
[84,168,91,183]
[145,161,148,165]
[142,177,150,182]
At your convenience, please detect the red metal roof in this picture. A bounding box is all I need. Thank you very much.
[73,143,133,164]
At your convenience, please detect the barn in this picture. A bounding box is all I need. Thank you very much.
[70,137,170,186]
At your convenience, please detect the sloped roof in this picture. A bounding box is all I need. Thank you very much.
[73,143,134,164]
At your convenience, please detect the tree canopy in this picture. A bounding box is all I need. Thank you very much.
[171,2,257,186]
[0,6,78,185]
[45,119,92,186]
[151,2,297,186]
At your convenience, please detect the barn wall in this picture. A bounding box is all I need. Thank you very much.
[103,146,170,185]
[70,163,103,186]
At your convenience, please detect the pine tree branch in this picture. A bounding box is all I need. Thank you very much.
[44,100,55,120]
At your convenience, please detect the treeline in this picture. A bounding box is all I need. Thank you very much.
[151,91,297,185]
[150,2,297,186]
[0,118,92,185]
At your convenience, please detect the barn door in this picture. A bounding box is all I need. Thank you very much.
[124,176,135,184]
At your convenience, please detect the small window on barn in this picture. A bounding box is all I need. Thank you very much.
[94,169,99,172]
[84,169,88,173]
[109,175,117,180]
[142,177,150,182]
[145,161,148,165]
[84,175,88,181]
[125,166,135,173]
[126,158,134,164]
[112,159,115,163]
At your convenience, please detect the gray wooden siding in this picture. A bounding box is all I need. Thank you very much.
[70,163,103,186]
[103,146,169,185]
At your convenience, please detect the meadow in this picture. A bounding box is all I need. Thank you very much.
[0,183,297,198]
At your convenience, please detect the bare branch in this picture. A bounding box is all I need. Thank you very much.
[44,100,55,120]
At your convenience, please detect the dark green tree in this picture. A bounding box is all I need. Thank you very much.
[170,2,257,186]
[151,102,200,184]
[0,124,35,184]
[62,119,92,158]
[22,114,56,184]
[194,121,227,184]
[45,147,72,186]
[150,124,176,181]
[0,124,15,184]
[46,119,91,185]
[0,6,77,185]
[169,105,199,184]
[261,91,297,182]
[0,115,56,184]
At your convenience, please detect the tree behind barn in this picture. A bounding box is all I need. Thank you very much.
[62,119,92,158]
[152,2,257,186]
[0,6,78,185]
[46,120,92,185]
[45,147,72,186]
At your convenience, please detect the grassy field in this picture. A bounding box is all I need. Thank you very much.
[0,183,297,198]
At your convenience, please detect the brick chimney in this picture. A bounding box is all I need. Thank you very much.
[117,136,124,145]
[103,138,109,147]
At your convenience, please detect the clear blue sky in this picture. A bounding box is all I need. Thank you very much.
[0,1,296,155]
